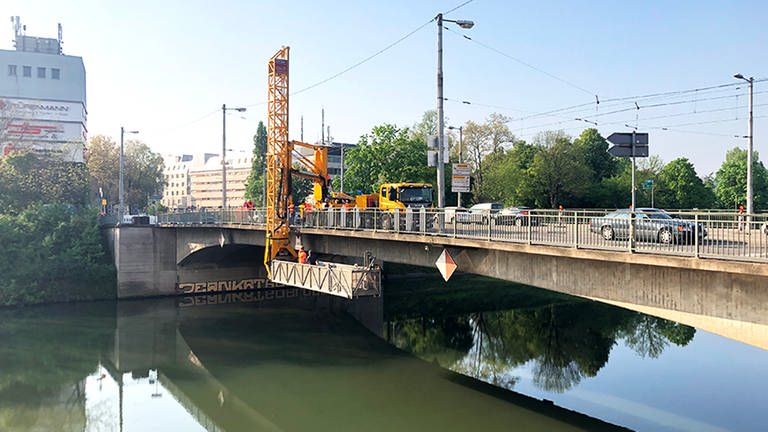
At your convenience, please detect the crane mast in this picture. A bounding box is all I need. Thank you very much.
[265,46,294,269]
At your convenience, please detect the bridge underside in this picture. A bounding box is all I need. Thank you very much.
[301,229,768,327]
[107,225,768,327]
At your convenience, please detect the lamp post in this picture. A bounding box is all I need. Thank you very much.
[448,125,463,206]
[221,104,246,209]
[436,13,474,208]
[119,126,139,223]
[734,74,754,218]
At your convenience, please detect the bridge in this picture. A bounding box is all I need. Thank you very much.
[105,207,768,328]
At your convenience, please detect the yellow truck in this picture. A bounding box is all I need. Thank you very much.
[355,182,434,210]
[354,183,434,231]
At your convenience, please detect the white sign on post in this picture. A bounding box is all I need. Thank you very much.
[451,163,470,193]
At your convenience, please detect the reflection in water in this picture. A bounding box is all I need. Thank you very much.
[385,276,768,432]
[389,302,694,394]
[0,279,766,432]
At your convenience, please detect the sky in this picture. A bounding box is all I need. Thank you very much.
[5,0,768,176]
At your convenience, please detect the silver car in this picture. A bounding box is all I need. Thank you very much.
[589,208,707,244]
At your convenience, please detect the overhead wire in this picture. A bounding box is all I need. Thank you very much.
[443,26,597,97]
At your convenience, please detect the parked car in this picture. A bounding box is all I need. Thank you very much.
[444,206,470,224]
[496,206,537,226]
[468,202,504,224]
[588,208,707,244]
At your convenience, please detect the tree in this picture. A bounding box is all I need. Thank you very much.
[714,147,768,210]
[528,136,592,208]
[574,128,617,181]
[244,121,268,205]
[85,135,164,214]
[0,151,88,214]
[463,114,515,200]
[655,158,714,209]
[343,124,434,194]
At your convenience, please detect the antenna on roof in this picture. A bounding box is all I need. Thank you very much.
[57,22,63,54]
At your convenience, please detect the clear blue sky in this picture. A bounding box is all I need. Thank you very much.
[6,0,767,175]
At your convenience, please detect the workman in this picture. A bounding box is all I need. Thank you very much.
[298,247,308,264]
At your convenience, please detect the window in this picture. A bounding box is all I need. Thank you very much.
[22,66,31,77]
[7,65,17,76]
[51,68,60,80]
[37,67,46,78]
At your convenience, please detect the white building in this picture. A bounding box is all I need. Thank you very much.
[0,18,87,162]
[161,153,215,209]
[162,152,253,209]
[189,153,253,209]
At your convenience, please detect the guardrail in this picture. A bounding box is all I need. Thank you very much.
[158,208,768,263]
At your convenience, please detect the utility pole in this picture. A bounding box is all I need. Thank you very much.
[222,104,227,209]
[735,74,754,218]
[119,126,139,223]
[436,13,446,208]
[435,14,474,208]
[222,104,246,209]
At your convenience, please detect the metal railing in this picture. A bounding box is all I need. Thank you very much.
[158,208,768,263]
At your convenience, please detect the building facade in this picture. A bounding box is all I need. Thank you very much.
[0,18,87,162]
[162,152,253,209]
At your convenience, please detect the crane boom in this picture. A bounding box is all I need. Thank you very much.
[265,47,294,270]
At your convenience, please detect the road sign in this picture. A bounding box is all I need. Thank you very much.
[643,179,654,190]
[435,249,457,281]
[452,163,470,193]
[608,145,649,158]
[607,132,649,146]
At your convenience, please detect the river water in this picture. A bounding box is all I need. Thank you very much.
[0,277,766,431]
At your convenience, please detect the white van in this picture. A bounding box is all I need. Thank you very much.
[468,202,503,224]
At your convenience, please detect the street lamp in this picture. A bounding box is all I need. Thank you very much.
[448,125,463,206]
[436,13,474,208]
[119,126,139,223]
[734,74,754,217]
[221,104,246,209]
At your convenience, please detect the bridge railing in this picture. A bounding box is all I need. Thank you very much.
[158,208,768,263]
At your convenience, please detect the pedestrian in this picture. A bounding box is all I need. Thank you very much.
[738,204,745,232]
[307,250,318,265]
[298,247,307,264]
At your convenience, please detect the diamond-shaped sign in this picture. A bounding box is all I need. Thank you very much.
[435,249,457,282]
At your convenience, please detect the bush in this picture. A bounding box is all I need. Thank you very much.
[0,205,115,305]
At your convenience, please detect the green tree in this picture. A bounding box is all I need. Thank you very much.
[85,135,164,213]
[0,151,88,214]
[245,121,268,205]
[655,158,714,209]
[714,147,768,209]
[343,124,434,194]
[124,140,164,212]
[529,136,592,208]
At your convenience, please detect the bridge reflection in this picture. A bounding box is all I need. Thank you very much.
[1,282,766,431]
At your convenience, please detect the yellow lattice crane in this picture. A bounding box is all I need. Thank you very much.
[264,47,294,272]
[262,46,381,297]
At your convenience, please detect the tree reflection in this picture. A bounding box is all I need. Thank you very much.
[388,294,696,394]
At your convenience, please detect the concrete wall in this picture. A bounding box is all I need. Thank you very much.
[110,226,178,298]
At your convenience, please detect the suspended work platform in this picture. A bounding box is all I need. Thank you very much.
[270,260,382,299]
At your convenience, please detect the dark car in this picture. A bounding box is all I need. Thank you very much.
[496,206,537,226]
[588,208,707,244]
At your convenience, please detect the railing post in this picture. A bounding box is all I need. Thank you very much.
[694,213,700,258]
[394,208,400,233]
[574,210,579,249]
[527,214,532,245]
[629,212,635,253]
[420,207,426,234]
[488,215,492,241]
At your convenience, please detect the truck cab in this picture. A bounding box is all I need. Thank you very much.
[376,183,433,210]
